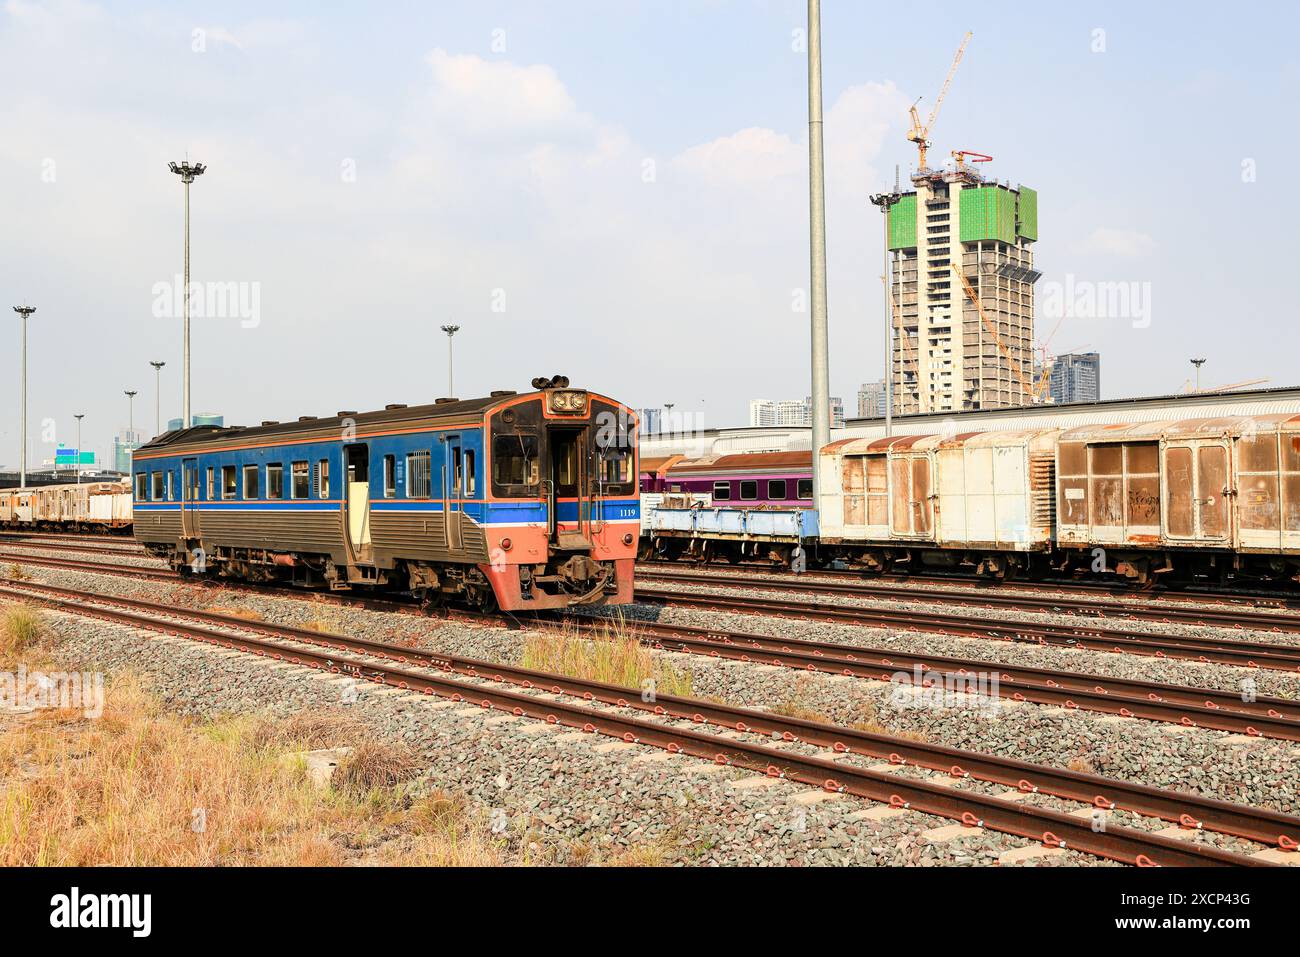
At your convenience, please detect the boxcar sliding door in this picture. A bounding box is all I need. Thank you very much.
[1163,442,1231,545]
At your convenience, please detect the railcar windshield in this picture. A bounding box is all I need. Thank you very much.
[492,433,540,496]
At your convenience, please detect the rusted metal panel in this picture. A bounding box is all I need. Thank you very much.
[1163,446,1194,539]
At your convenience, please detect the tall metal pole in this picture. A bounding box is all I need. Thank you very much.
[1191,358,1206,393]
[870,190,902,437]
[125,391,137,473]
[13,306,35,488]
[169,161,205,428]
[150,361,166,436]
[440,324,460,396]
[883,216,893,437]
[807,0,831,499]
[74,414,85,484]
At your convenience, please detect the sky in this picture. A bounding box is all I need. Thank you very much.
[2,0,1298,467]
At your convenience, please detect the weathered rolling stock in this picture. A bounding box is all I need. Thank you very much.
[0,481,133,532]
[643,413,1300,586]
[132,379,639,611]
[639,451,818,564]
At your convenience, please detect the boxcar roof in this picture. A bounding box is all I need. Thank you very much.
[136,391,524,455]
[669,451,812,474]
[1059,413,1300,443]
[640,454,685,475]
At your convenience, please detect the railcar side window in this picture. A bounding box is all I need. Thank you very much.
[713,481,732,501]
[222,466,237,500]
[267,464,284,500]
[317,459,330,498]
[151,471,164,501]
[383,456,396,498]
[206,468,214,501]
[407,451,431,498]
[797,479,814,500]
[739,481,758,501]
[491,434,540,495]
[135,473,147,500]
[464,450,477,497]
[167,471,176,502]
[243,465,260,500]
[291,462,310,499]
[768,480,787,500]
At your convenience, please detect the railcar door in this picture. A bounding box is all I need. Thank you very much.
[889,453,934,539]
[344,444,373,561]
[444,436,463,552]
[549,427,587,547]
[181,458,201,539]
[1163,442,1231,544]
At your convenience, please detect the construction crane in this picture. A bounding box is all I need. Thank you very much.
[1181,376,1270,394]
[907,31,973,172]
[951,264,1036,402]
[951,150,992,173]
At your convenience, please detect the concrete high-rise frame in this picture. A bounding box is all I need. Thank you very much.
[887,167,1040,414]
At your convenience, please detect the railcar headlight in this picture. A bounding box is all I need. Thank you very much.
[548,390,588,413]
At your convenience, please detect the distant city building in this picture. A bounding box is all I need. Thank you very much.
[635,408,662,434]
[750,397,844,429]
[166,413,225,432]
[114,428,144,474]
[856,380,886,418]
[1049,352,1101,404]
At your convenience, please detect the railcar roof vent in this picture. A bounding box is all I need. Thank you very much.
[434,397,458,405]
[490,390,517,397]
[261,420,279,426]
[337,411,357,418]
[298,416,318,422]
[385,403,408,410]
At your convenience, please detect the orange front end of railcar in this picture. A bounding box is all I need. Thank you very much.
[477,383,639,612]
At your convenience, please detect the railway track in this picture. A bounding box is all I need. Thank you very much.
[592,615,1300,742]
[0,538,148,558]
[639,567,1300,634]
[1,577,1293,867]
[640,561,1300,612]
[633,586,1300,673]
[0,552,180,581]
[9,550,1300,722]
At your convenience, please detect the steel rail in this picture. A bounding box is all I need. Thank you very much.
[639,568,1300,634]
[634,586,1300,672]
[1,579,1294,861]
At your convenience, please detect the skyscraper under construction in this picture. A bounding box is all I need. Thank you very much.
[887,164,1040,414]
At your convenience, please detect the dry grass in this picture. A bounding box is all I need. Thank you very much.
[0,604,50,664]
[3,563,29,581]
[1067,754,1095,774]
[334,740,421,794]
[522,614,693,697]
[205,606,264,623]
[0,674,510,866]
